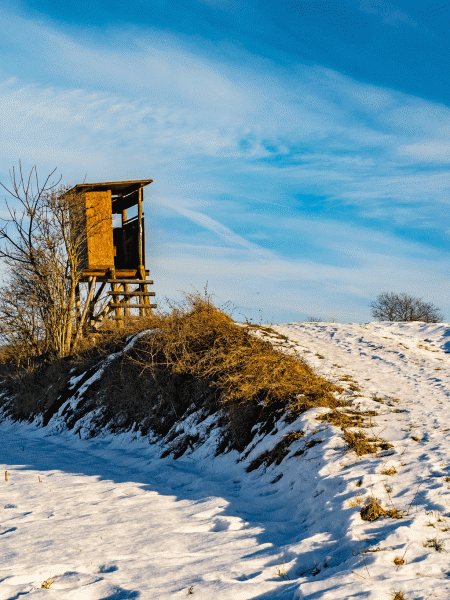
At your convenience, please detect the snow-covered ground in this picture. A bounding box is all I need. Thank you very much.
[1,321,450,599]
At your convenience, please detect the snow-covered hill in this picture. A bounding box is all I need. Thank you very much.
[1,321,450,599]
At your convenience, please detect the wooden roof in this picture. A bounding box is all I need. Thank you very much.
[68,179,153,197]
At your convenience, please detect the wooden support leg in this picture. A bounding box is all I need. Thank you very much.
[124,283,130,319]
[88,281,96,328]
[75,284,81,326]
[138,264,146,317]
[73,276,97,349]
[143,283,151,317]
[112,283,123,328]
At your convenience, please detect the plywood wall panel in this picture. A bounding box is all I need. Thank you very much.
[85,191,114,270]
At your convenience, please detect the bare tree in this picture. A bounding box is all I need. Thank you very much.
[370,292,443,323]
[0,164,91,363]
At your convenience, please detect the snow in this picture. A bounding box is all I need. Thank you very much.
[1,321,450,599]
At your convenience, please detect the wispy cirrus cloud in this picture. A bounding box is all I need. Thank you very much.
[359,0,415,27]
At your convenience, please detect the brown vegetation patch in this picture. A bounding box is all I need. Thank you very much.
[343,429,378,456]
[2,295,342,451]
[380,466,397,476]
[423,537,446,553]
[127,295,342,448]
[317,408,377,429]
[247,431,304,472]
[372,395,385,404]
[360,497,406,522]
[348,492,364,507]
[360,497,385,521]
[338,374,361,392]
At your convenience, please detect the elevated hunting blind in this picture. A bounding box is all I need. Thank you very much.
[67,179,156,332]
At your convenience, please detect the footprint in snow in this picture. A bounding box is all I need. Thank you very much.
[175,516,245,533]
[0,527,17,535]
[235,571,262,581]
[4,504,17,509]
[99,564,119,573]
[210,517,244,532]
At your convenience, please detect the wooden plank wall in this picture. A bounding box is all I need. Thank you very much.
[85,191,114,270]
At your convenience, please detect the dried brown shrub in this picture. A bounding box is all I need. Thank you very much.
[385,507,406,519]
[360,497,386,521]
[380,466,397,476]
[343,429,377,456]
[360,496,405,521]
[142,295,339,411]
[348,492,364,507]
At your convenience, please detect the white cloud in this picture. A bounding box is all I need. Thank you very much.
[397,141,450,162]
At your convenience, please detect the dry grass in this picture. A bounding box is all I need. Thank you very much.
[372,395,385,404]
[348,492,364,507]
[343,429,378,456]
[423,537,446,552]
[41,576,58,589]
[139,295,341,415]
[3,294,343,451]
[317,408,377,429]
[360,496,386,521]
[0,316,155,420]
[380,466,397,476]
[392,593,407,600]
[124,294,343,448]
[338,374,361,392]
[393,556,404,565]
[274,561,290,579]
[360,496,405,521]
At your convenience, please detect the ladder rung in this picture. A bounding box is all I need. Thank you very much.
[108,291,155,296]
[110,303,156,309]
[107,279,153,284]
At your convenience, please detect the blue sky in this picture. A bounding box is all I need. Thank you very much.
[0,0,449,323]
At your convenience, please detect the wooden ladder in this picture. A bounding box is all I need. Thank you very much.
[92,277,156,329]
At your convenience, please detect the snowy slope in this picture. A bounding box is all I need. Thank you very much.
[1,322,450,600]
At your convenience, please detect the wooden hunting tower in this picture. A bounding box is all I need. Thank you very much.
[68,179,156,331]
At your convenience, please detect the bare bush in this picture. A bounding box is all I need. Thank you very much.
[370,292,443,323]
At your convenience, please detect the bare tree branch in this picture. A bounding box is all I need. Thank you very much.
[0,164,89,362]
